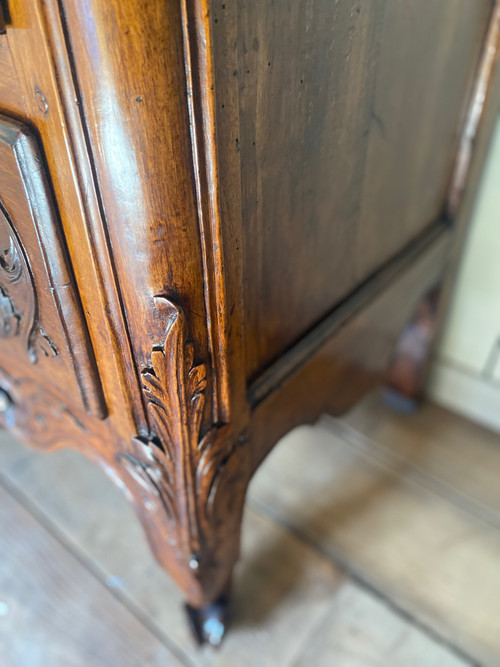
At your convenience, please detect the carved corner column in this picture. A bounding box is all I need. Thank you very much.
[117,295,250,607]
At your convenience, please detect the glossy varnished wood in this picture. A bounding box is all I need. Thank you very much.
[210,0,492,380]
[0,0,498,637]
[0,36,24,115]
[4,0,146,437]
[59,0,214,430]
[249,227,452,472]
[0,116,105,416]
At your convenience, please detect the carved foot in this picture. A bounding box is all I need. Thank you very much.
[185,592,231,646]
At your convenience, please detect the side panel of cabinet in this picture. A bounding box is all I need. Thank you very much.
[0,116,105,417]
[211,0,493,381]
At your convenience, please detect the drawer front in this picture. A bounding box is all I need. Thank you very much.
[0,115,105,417]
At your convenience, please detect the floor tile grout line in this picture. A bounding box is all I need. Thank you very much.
[0,471,196,667]
[321,415,500,532]
[247,495,483,667]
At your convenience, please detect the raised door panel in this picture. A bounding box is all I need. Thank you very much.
[0,115,105,417]
[211,0,493,380]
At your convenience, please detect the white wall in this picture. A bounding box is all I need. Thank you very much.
[429,115,500,432]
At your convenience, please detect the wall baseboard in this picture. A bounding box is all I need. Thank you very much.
[428,359,500,434]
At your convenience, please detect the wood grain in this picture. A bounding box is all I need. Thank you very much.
[293,582,467,667]
[0,438,344,666]
[0,483,185,666]
[0,0,497,620]
[6,0,145,435]
[248,226,451,472]
[342,392,500,525]
[248,419,500,666]
[0,431,473,666]
[0,115,105,417]
[59,0,214,428]
[211,0,492,380]
[0,35,25,116]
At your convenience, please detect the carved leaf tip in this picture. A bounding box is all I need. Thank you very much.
[153,294,181,332]
[127,293,239,570]
[188,363,207,396]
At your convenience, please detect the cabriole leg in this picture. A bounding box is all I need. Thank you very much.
[115,296,250,643]
[384,286,441,413]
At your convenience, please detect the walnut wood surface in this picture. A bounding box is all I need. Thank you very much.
[60,0,214,432]
[0,115,105,417]
[213,0,492,381]
[4,0,145,437]
[0,0,498,617]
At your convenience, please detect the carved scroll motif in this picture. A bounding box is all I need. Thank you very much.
[119,296,236,574]
[0,205,57,361]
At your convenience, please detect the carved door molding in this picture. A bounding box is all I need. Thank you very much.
[0,115,105,417]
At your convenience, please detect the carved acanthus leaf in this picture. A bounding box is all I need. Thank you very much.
[119,295,235,571]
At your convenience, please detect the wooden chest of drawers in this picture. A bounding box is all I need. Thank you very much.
[1,0,499,643]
